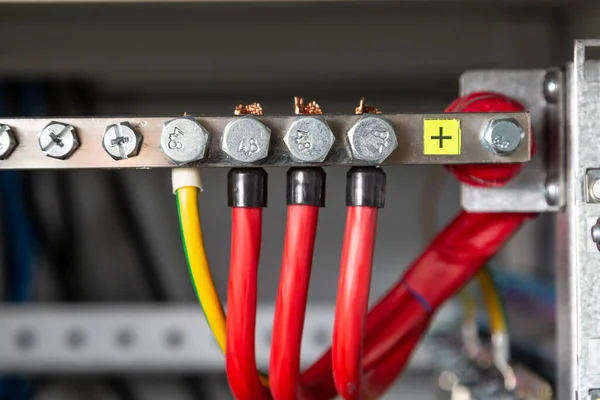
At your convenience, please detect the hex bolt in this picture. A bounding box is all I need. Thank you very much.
[592,219,600,251]
[0,124,17,160]
[481,116,524,156]
[222,116,270,163]
[160,117,209,164]
[103,122,143,160]
[38,121,79,160]
[347,115,398,163]
[284,116,335,162]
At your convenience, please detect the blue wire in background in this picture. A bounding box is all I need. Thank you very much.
[0,81,42,400]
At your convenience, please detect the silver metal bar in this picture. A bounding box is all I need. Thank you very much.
[459,69,565,212]
[0,113,531,169]
[0,304,458,373]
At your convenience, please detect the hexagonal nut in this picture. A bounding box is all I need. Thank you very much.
[0,124,18,160]
[347,115,398,163]
[160,117,210,165]
[38,121,80,160]
[102,122,143,160]
[222,116,270,163]
[284,116,335,162]
[481,116,524,156]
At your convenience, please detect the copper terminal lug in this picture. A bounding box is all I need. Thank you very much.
[294,97,323,115]
[355,97,382,115]
[234,103,264,116]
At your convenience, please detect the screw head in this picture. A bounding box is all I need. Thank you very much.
[347,115,397,163]
[543,69,560,104]
[160,117,209,165]
[222,116,270,163]
[38,121,79,160]
[0,124,17,160]
[103,122,143,160]
[284,116,335,162]
[481,116,524,156]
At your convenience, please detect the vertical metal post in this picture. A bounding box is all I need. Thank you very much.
[563,39,600,400]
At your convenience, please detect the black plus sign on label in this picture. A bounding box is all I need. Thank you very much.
[431,126,452,148]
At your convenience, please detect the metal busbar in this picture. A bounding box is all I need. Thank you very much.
[0,113,531,169]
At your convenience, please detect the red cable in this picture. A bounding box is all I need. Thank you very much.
[361,211,534,371]
[270,205,320,400]
[332,206,378,400]
[226,207,271,400]
[365,324,425,397]
[299,211,533,399]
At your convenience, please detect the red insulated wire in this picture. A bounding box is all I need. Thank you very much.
[226,207,271,400]
[365,324,427,397]
[270,205,320,400]
[358,211,534,397]
[298,211,533,399]
[332,206,379,400]
[361,211,534,371]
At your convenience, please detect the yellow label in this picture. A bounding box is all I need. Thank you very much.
[423,119,461,155]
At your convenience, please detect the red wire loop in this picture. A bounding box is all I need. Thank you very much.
[270,205,320,400]
[332,206,379,400]
[445,91,534,187]
[226,207,271,400]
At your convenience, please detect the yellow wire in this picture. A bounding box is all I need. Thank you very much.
[476,269,506,335]
[177,187,228,353]
[176,186,269,387]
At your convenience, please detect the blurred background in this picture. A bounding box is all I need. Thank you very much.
[0,0,576,398]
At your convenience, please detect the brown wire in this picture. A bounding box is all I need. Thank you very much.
[234,103,264,116]
[294,97,323,115]
[355,97,382,115]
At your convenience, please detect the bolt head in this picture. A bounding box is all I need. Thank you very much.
[102,122,143,160]
[592,223,600,244]
[0,124,17,160]
[543,69,560,104]
[481,116,524,156]
[544,175,561,206]
[283,116,335,162]
[222,116,270,163]
[347,115,397,163]
[38,121,80,160]
[160,117,209,165]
